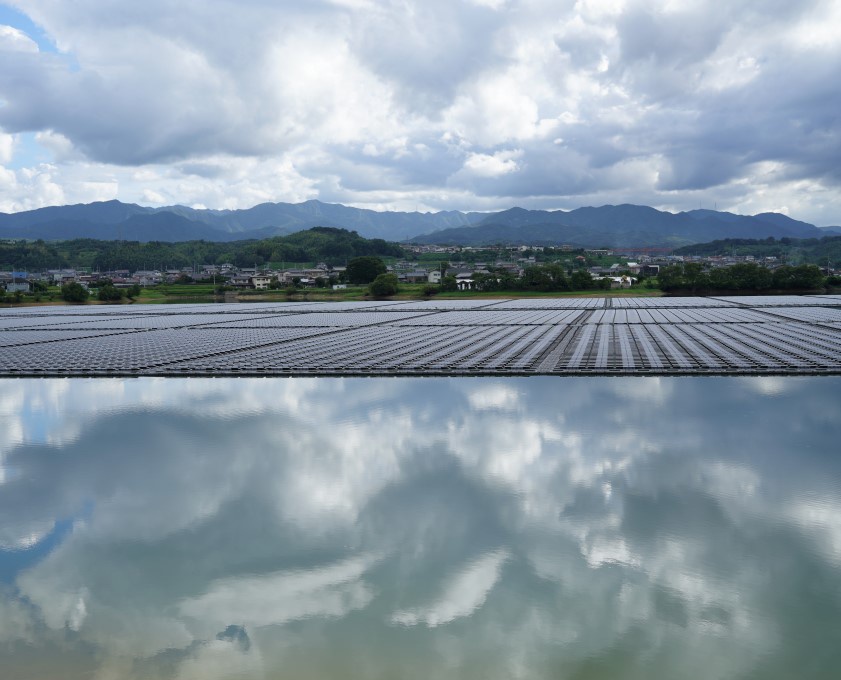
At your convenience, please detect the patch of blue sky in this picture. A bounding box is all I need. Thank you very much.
[0,4,79,73]
[0,3,58,53]
[6,131,53,170]
[18,401,68,445]
[0,502,94,582]
[0,518,75,583]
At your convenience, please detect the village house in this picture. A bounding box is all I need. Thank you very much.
[455,272,475,290]
[2,273,31,293]
[134,270,163,286]
[46,269,79,285]
[229,274,254,288]
[277,268,329,285]
[251,274,274,290]
[277,269,309,285]
[597,275,637,289]
[398,270,430,283]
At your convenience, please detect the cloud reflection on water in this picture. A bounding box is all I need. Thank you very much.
[0,376,839,679]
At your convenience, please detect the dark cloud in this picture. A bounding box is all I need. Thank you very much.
[350,0,512,114]
[617,6,727,70]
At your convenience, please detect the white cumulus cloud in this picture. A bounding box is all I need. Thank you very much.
[0,1,835,222]
[391,549,509,626]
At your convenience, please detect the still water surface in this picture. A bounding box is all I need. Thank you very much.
[1,376,840,679]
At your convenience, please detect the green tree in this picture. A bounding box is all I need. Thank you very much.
[440,275,458,292]
[346,256,387,284]
[542,263,570,291]
[570,270,595,291]
[657,264,685,291]
[728,263,772,290]
[682,262,710,292]
[521,266,553,291]
[789,264,824,290]
[708,267,732,290]
[368,272,399,298]
[97,284,124,302]
[772,265,797,289]
[472,272,500,292]
[61,282,89,303]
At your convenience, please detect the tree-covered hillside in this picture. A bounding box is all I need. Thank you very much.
[0,227,404,271]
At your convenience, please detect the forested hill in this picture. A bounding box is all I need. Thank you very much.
[672,235,841,265]
[0,227,404,271]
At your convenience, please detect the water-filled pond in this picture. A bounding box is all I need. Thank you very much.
[1,376,840,679]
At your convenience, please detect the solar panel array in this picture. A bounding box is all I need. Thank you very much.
[2,295,840,376]
[711,295,839,307]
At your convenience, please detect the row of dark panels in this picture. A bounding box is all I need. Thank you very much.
[2,306,841,332]
[3,296,840,376]
[1,293,841,320]
[1,319,840,376]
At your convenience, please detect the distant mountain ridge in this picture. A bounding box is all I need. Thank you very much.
[410,204,826,247]
[0,199,483,242]
[0,199,828,247]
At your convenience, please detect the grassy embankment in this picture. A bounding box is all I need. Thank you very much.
[1,282,665,307]
[133,283,664,304]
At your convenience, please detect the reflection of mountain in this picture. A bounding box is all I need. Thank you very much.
[143,625,252,679]
[0,377,840,679]
[216,625,250,652]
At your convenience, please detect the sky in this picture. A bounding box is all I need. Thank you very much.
[0,0,839,225]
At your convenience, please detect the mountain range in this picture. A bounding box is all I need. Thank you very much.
[0,199,837,247]
[411,206,839,247]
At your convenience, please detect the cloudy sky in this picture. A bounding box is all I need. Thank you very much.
[0,0,839,225]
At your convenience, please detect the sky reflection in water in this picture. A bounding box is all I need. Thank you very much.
[1,376,840,680]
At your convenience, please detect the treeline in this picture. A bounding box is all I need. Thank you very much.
[673,235,841,265]
[658,262,829,293]
[0,227,405,271]
[442,264,611,292]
